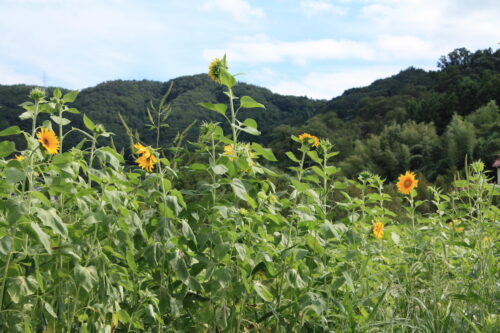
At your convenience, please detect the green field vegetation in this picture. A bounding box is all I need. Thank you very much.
[0,56,498,332]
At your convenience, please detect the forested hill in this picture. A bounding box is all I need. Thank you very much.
[0,47,499,181]
[0,74,326,150]
[269,48,500,182]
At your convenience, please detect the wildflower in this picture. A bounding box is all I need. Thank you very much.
[223,145,234,159]
[14,155,25,161]
[447,219,464,232]
[134,143,151,157]
[239,208,248,215]
[372,220,384,240]
[397,171,418,195]
[134,143,157,172]
[135,153,157,172]
[36,128,59,154]
[208,58,226,84]
[298,133,319,148]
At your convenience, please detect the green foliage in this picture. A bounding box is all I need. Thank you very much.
[0,58,498,333]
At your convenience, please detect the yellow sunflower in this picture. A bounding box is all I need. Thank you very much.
[208,58,225,84]
[135,153,158,172]
[397,171,419,195]
[36,128,59,154]
[134,143,151,157]
[223,145,234,159]
[298,133,319,148]
[372,220,384,240]
[134,143,157,172]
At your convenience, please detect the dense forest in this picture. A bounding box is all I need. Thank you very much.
[1,47,499,183]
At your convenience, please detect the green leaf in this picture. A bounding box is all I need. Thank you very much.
[311,166,327,179]
[63,90,78,103]
[7,276,37,304]
[166,195,182,217]
[44,301,57,319]
[212,164,228,175]
[32,191,52,208]
[307,150,321,164]
[252,143,277,161]
[180,219,197,245]
[240,96,265,109]
[0,126,21,137]
[35,208,68,238]
[6,167,25,184]
[30,222,52,254]
[253,281,273,302]
[126,249,137,273]
[0,141,16,158]
[19,111,34,120]
[171,250,189,283]
[220,69,236,88]
[286,151,300,163]
[66,107,80,114]
[197,102,227,116]
[237,124,260,136]
[74,265,98,292]
[0,236,12,255]
[231,178,247,200]
[242,118,258,129]
[83,114,96,131]
[53,88,62,99]
[50,115,71,126]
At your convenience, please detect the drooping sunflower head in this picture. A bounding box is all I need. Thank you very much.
[397,171,418,195]
[298,133,319,148]
[36,128,60,154]
[208,57,227,84]
[134,143,151,157]
[372,220,384,240]
[135,152,158,172]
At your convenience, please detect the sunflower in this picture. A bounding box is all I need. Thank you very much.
[208,58,225,84]
[397,171,418,195]
[134,143,151,157]
[372,220,384,240]
[298,133,319,148]
[135,152,157,172]
[37,128,60,154]
[223,145,234,159]
[134,143,157,172]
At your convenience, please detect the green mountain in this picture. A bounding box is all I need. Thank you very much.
[1,47,499,181]
[0,74,325,152]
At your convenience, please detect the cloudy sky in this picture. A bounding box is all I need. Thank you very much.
[1,0,499,99]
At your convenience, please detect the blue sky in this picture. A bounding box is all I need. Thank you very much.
[1,0,499,99]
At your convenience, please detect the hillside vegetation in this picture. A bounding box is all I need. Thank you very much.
[1,47,499,182]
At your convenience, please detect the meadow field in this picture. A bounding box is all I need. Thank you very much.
[0,58,498,332]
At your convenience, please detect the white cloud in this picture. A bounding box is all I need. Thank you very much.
[203,35,375,64]
[202,34,442,65]
[359,0,500,52]
[300,1,347,17]
[270,66,404,99]
[203,0,265,22]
